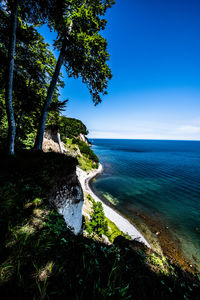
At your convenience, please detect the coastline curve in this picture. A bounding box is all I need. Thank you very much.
[76,163,151,248]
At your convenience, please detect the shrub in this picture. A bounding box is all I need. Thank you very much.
[59,116,88,139]
[74,139,99,163]
[86,199,108,237]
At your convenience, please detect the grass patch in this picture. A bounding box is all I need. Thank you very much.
[106,218,131,243]
[73,138,99,164]
[64,138,98,172]
[78,155,98,172]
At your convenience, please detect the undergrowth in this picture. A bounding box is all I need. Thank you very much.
[85,195,131,243]
[0,151,199,299]
[65,138,98,171]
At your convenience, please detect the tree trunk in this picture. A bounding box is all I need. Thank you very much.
[57,132,63,153]
[33,44,66,151]
[5,0,19,155]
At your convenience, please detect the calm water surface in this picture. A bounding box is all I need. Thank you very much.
[90,139,200,265]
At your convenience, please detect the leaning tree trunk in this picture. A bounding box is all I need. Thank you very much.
[33,44,66,151]
[5,0,19,155]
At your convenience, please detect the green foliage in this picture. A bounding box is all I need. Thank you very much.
[0,94,8,148]
[77,155,98,172]
[1,1,114,153]
[86,194,131,242]
[86,198,108,236]
[62,117,99,170]
[18,130,36,149]
[50,0,114,105]
[147,253,174,275]
[106,217,131,243]
[0,152,200,299]
[59,116,88,139]
[74,138,99,163]
[0,7,65,151]
[63,131,99,171]
[33,0,114,150]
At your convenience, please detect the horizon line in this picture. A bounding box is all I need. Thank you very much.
[88,137,200,142]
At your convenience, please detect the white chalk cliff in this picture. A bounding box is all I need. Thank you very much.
[49,172,84,235]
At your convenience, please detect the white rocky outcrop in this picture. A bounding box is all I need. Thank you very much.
[49,172,84,235]
[78,133,89,145]
[43,130,84,235]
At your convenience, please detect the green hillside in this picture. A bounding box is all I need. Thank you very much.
[0,151,199,299]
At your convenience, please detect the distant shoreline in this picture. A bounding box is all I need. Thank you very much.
[76,164,151,248]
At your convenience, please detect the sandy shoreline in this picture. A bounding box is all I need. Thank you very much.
[76,164,151,248]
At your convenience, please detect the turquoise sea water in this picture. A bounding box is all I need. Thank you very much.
[90,139,200,266]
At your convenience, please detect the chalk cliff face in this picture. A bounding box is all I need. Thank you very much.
[43,130,84,235]
[78,133,89,145]
[49,168,84,235]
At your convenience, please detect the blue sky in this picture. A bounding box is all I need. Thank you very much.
[38,0,200,140]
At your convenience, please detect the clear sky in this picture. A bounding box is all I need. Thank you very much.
[38,0,200,140]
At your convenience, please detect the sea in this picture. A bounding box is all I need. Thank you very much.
[90,139,200,267]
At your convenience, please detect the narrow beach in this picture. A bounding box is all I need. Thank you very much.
[76,164,151,248]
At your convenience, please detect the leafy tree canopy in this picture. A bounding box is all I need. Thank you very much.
[58,116,88,138]
[49,0,114,105]
[0,7,66,149]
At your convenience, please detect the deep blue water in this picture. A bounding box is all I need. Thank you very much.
[90,139,200,265]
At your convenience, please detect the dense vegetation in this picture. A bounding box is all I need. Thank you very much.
[0,6,66,150]
[0,0,106,170]
[86,196,108,237]
[75,138,99,163]
[1,0,113,154]
[0,152,200,299]
[85,195,131,243]
[66,138,99,171]
[63,132,99,171]
[59,117,88,139]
